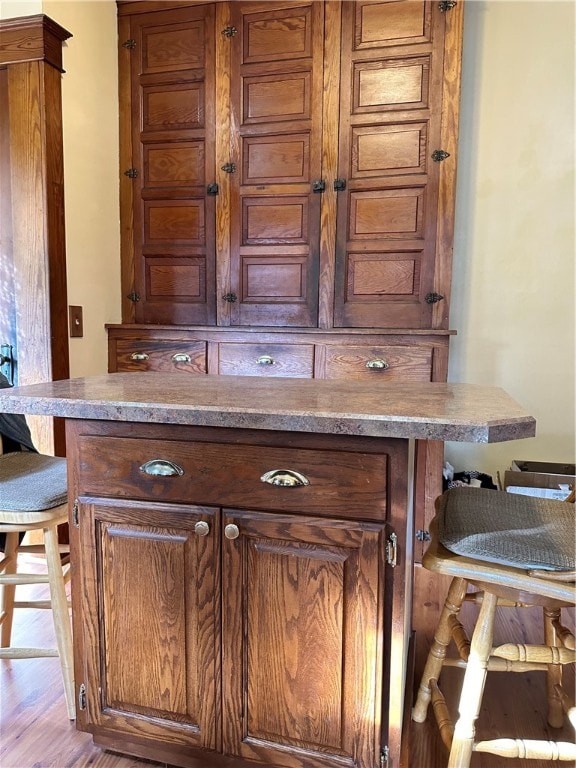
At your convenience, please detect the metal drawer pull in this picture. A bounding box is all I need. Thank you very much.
[224,523,240,540]
[130,352,149,361]
[257,355,274,366]
[366,358,389,370]
[260,469,310,487]
[172,353,191,364]
[195,521,210,537]
[139,459,184,477]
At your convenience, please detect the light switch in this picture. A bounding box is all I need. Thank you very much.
[69,306,84,338]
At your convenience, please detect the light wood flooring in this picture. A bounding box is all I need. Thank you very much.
[1,558,574,768]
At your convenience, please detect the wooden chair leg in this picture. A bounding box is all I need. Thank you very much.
[448,590,498,768]
[544,606,565,728]
[0,531,19,647]
[44,524,76,720]
[412,576,468,723]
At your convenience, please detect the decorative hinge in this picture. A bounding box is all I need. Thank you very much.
[122,38,136,49]
[78,683,86,711]
[72,501,79,528]
[222,292,237,303]
[425,291,445,304]
[312,179,326,193]
[127,291,140,303]
[207,183,219,195]
[380,745,390,767]
[124,168,138,179]
[432,149,451,162]
[416,529,431,542]
[385,533,397,567]
[439,0,457,11]
[333,178,346,191]
[221,162,236,174]
[222,26,237,37]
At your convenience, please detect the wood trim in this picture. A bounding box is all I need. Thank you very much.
[0,14,71,70]
[215,2,231,326]
[118,14,135,324]
[432,0,465,329]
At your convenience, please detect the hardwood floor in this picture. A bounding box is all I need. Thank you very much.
[1,558,574,768]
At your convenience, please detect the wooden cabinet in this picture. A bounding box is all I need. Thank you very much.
[112,0,463,553]
[117,0,462,329]
[68,419,408,768]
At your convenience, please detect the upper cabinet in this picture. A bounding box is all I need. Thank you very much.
[118,0,463,331]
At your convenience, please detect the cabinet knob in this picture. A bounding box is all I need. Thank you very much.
[172,353,191,364]
[257,355,274,366]
[195,521,210,537]
[130,352,149,361]
[224,523,240,540]
[260,469,310,487]
[139,459,184,477]
[365,359,389,370]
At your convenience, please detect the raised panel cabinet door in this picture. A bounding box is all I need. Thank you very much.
[222,509,387,768]
[126,4,217,325]
[334,0,459,329]
[225,1,324,327]
[77,498,221,750]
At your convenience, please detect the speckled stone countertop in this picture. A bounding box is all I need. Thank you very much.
[0,373,536,443]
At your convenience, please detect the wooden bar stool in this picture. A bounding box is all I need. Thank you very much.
[0,451,75,720]
[412,486,575,766]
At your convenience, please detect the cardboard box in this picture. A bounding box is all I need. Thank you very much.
[504,459,574,500]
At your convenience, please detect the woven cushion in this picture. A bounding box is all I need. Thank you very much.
[437,486,575,571]
[0,452,67,512]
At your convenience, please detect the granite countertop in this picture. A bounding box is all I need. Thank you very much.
[0,373,536,443]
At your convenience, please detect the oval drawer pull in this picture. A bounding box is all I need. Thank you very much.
[172,353,192,364]
[130,352,149,361]
[139,459,184,477]
[257,355,274,366]
[365,358,389,370]
[195,521,210,537]
[224,523,240,540]
[260,469,310,487]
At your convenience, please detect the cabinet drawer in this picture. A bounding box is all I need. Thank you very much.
[76,436,388,520]
[115,340,207,374]
[218,343,313,378]
[323,345,432,381]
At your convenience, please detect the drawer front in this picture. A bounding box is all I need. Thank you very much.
[323,345,433,381]
[76,436,388,520]
[218,343,314,378]
[115,340,207,374]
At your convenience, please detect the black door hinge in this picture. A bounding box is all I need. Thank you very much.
[333,178,346,191]
[207,183,219,195]
[432,149,450,162]
[127,291,140,303]
[72,501,79,528]
[380,746,390,767]
[312,179,326,193]
[222,292,237,303]
[439,1,457,11]
[221,162,236,174]
[222,26,237,37]
[122,38,136,49]
[425,292,444,304]
[124,168,139,179]
[416,529,431,542]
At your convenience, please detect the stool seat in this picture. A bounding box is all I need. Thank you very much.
[412,487,575,766]
[0,451,75,720]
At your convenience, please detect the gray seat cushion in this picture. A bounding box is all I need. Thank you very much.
[437,486,575,571]
[0,452,68,512]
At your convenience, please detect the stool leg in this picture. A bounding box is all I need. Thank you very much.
[1,531,19,647]
[412,577,468,723]
[44,524,76,720]
[543,606,564,728]
[448,590,498,768]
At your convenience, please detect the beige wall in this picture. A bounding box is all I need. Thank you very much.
[41,0,121,377]
[445,0,575,480]
[1,1,574,479]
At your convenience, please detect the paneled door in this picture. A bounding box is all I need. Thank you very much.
[226,2,324,327]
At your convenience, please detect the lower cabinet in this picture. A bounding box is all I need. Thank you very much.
[69,420,405,768]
